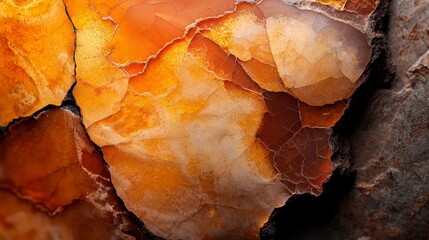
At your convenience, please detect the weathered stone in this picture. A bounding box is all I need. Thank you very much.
[261,0,429,239]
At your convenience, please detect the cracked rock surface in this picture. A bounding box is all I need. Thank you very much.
[262,0,429,239]
[0,0,428,239]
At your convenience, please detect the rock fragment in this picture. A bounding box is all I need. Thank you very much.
[0,0,75,126]
[0,109,144,240]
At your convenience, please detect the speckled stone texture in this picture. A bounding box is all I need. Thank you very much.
[262,0,429,239]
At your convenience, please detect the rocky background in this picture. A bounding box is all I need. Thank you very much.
[262,0,429,239]
[0,0,427,239]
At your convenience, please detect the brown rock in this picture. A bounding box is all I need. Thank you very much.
[0,109,144,239]
[261,0,429,239]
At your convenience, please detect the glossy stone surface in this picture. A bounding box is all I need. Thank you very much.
[0,0,75,126]
[0,109,144,239]
[200,1,371,106]
[62,0,373,238]
[0,0,381,239]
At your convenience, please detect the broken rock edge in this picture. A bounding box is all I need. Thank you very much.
[259,1,392,238]
[61,2,160,238]
[81,1,386,238]
[0,1,388,239]
[0,2,156,238]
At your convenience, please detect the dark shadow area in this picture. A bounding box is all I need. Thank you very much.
[128,211,165,240]
[260,169,356,240]
[260,2,394,239]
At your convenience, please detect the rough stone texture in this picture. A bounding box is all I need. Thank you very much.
[339,0,429,238]
[262,0,429,239]
[0,0,427,239]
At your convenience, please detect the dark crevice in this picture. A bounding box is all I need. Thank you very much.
[331,0,393,174]
[59,2,161,239]
[0,104,60,137]
[61,0,79,117]
[260,169,356,240]
[1,2,165,239]
[128,209,165,240]
[1,117,22,137]
[261,2,394,239]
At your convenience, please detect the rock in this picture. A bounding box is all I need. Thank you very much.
[0,109,144,239]
[3,0,426,239]
[262,0,429,239]
[0,0,75,126]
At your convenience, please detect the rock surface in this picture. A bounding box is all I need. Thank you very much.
[0,0,75,126]
[336,0,429,238]
[262,0,429,239]
[0,109,144,240]
[63,0,377,238]
[0,0,427,239]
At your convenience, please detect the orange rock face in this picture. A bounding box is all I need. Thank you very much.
[64,0,237,126]
[0,0,75,126]
[0,109,143,239]
[62,0,373,238]
[0,0,379,239]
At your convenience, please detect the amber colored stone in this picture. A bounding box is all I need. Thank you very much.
[299,100,348,128]
[0,109,144,239]
[239,58,285,91]
[199,3,285,93]
[0,0,379,239]
[0,190,142,240]
[198,0,371,105]
[61,0,377,239]
[259,0,371,105]
[64,0,237,126]
[344,0,378,16]
[315,0,347,9]
[88,33,287,239]
[88,0,237,64]
[0,0,75,126]
[86,30,334,238]
[289,0,378,16]
[256,92,332,195]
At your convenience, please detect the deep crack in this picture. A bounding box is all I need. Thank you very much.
[59,2,161,239]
